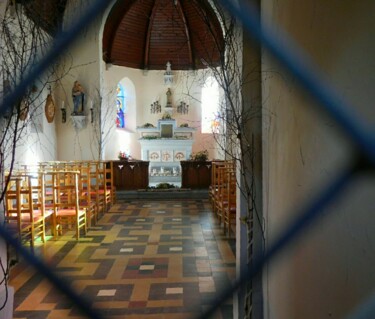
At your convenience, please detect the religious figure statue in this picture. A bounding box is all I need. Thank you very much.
[72,80,84,115]
[166,88,172,107]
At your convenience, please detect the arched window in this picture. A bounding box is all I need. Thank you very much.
[201,76,220,133]
[116,83,126,128]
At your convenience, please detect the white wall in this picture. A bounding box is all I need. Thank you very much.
[14,94,57,166]
[102,66,218,161]
[56,0,220,162]
[0,5,57,316]
[55,0,103,161]
[0,8,58,169]
[262,1,375,318]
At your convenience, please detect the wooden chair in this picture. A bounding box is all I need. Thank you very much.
[209,161,226,212]
[50,170,87,240]
[97,161,113,211]
[76,162,97,227]
[104,161,116,207]
[223,165,237,237]
[88,161,106,219]
[42,167,56,211]
[43,160,102,225]
[4,173,53,249]
[213,161,236,228]
[214,164,230,224]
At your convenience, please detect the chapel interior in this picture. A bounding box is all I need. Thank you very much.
[0,1,375,319]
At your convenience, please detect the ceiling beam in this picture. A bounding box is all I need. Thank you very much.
[176,0,194,68]
[144,0,158,70]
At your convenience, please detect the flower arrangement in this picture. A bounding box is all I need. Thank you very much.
[142,123,155,128]
[161,112,172,120]
[142,135,159,140]
[118,151,130,160]
[146,183,178,190]
[189,150,209,161]
[155,182,177,189]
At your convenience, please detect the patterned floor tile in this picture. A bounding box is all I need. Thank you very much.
[9,199,235,319]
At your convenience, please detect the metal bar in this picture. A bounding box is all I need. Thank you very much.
[197,164,355,318]
[193,0,375,317]
[0,1,112,122]
[0,1,373,319]
[0,1,113,318]
[0,223,104,319]
[218,0,375,163]
[346,291,375,319]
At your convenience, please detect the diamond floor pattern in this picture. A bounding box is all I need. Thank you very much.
[9,199,235,319]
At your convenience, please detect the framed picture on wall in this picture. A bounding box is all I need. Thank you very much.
[45,94,56,123]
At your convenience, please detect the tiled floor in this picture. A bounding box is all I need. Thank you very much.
[9,199,236,319]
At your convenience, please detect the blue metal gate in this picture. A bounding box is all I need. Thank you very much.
[0,1,374,318]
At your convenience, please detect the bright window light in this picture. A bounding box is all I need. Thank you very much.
[201,76,220,133]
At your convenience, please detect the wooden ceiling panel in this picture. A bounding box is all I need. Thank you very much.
[103,0,224,70]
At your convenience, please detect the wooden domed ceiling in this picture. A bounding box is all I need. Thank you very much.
[103,0,224,70]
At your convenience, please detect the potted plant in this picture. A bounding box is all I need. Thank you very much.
[189,150,209,161]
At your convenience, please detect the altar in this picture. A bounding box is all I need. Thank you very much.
[137,119,196,185]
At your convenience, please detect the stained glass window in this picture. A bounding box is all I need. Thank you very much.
[116,83,126,128]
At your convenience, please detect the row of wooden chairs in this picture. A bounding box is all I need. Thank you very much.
[4,160,116,249]
[209,160,237,237]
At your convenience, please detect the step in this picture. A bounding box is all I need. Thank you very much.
[116,188,209,200]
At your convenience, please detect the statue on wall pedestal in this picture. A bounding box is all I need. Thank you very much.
[72,81,84,115]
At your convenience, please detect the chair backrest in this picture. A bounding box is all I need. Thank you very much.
[217,164,230,199]
[29,173,46,216]
[87,161,101,191]
[103,160,115,204]
[5,177,23,229]
[49,170,80,214]
[226,163,237,206]
[210,161,226,197]
[104,161,114,190]
[96,161,106,191]
[5,172,46,226]
[77,162,92,203]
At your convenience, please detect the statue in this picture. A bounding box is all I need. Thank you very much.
[72,81,84,115]
[166,88,172,107]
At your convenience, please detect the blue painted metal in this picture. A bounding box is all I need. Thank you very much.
[196,0,375,318]
[198,165,355,318]
[218,0,375,163]
[0,1,111,125]
[0,1,374,319]
[346,290,375,319]
[0,1,112,318]
[0,223,104,319]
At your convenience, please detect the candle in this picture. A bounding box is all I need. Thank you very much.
[61,101,65,109]
[90,100,93,110]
